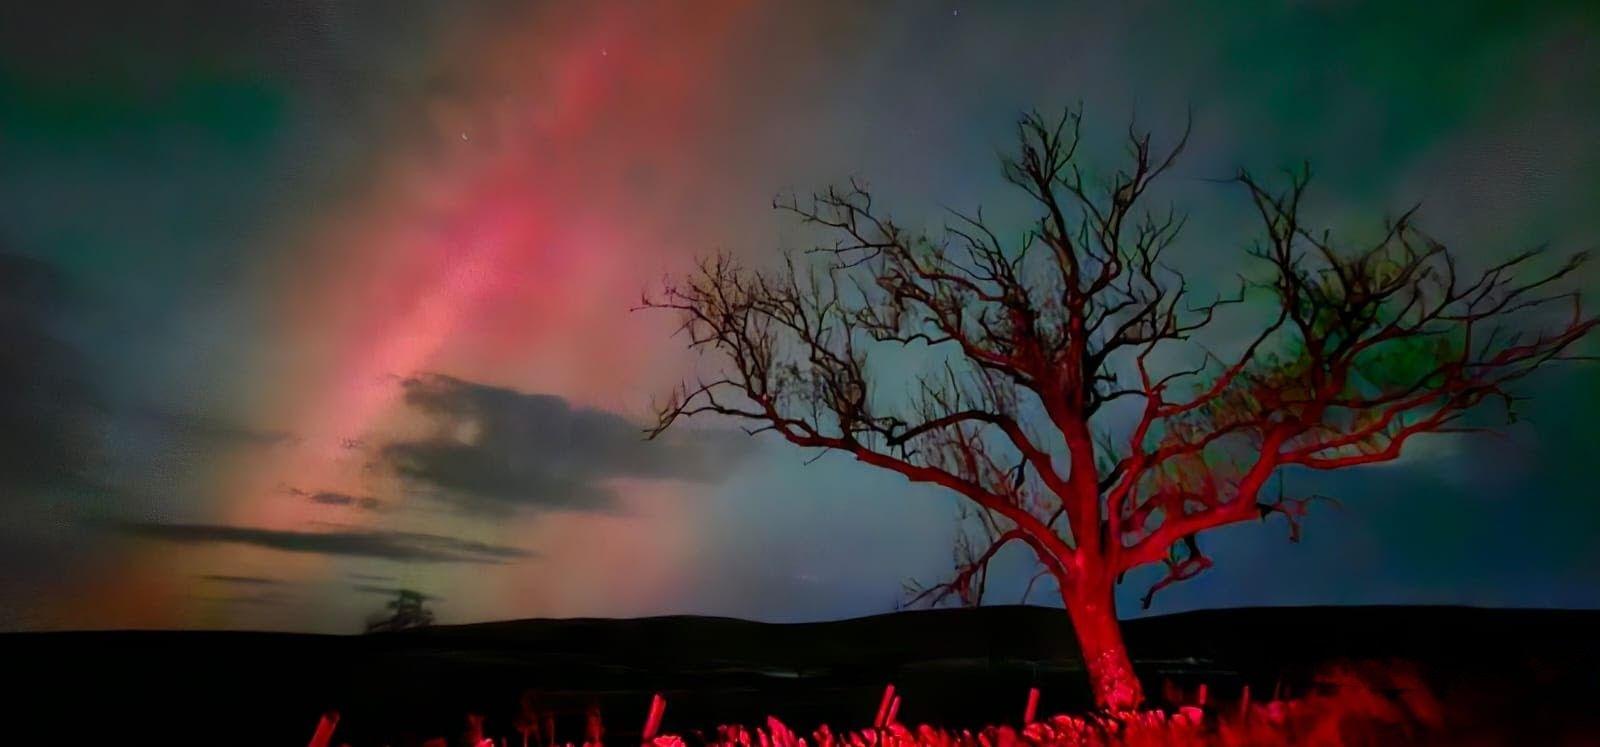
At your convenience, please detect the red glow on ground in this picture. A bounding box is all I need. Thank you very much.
[312,662,1457,746]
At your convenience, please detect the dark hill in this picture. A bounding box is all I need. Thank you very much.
[4,605,1595,745]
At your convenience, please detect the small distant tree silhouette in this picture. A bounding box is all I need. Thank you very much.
[364,589,436,633]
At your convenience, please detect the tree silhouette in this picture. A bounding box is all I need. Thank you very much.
[363,589,436,633]
[644,108,1595,710]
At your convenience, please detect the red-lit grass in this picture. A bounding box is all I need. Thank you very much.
[331,661,1453,747]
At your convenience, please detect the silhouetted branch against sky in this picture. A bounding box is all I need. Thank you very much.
[647,106,1596,611]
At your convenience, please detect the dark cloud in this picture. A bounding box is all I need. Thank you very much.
[352,584,442,601]
[347,572,397,582]
[110,521,533,564]
[379,373,747,514]
[0,251,298,507]
[187,591,296,607]
[285,486,381,511]
[310,492,382,511]
[198,574,283,586]
[0,252,104,497]
[132,407,297,449]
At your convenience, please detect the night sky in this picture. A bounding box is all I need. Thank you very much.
[2,1,1597,633]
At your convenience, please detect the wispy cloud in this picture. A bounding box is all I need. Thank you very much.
[198,574,284,586]
[285,486,382,511]
[0,252,101,497]
[348,572,397,582]
[187,591,296,607]
[133,407,297,448]
[352,584,442,601]
[111,521,534,564]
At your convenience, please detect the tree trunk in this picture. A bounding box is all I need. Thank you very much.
[1064,581,1144,711]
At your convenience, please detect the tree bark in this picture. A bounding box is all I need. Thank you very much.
[1064,581,1144,710]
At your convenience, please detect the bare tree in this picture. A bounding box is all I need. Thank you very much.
[363,589,436,633]
[643,107,1595,710]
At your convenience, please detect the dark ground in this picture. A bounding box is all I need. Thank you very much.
[4,605,1597,745]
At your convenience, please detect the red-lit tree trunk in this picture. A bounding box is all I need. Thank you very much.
[1063,576,1143,711]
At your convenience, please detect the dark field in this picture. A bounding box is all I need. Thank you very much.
[6,606,1597,745]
